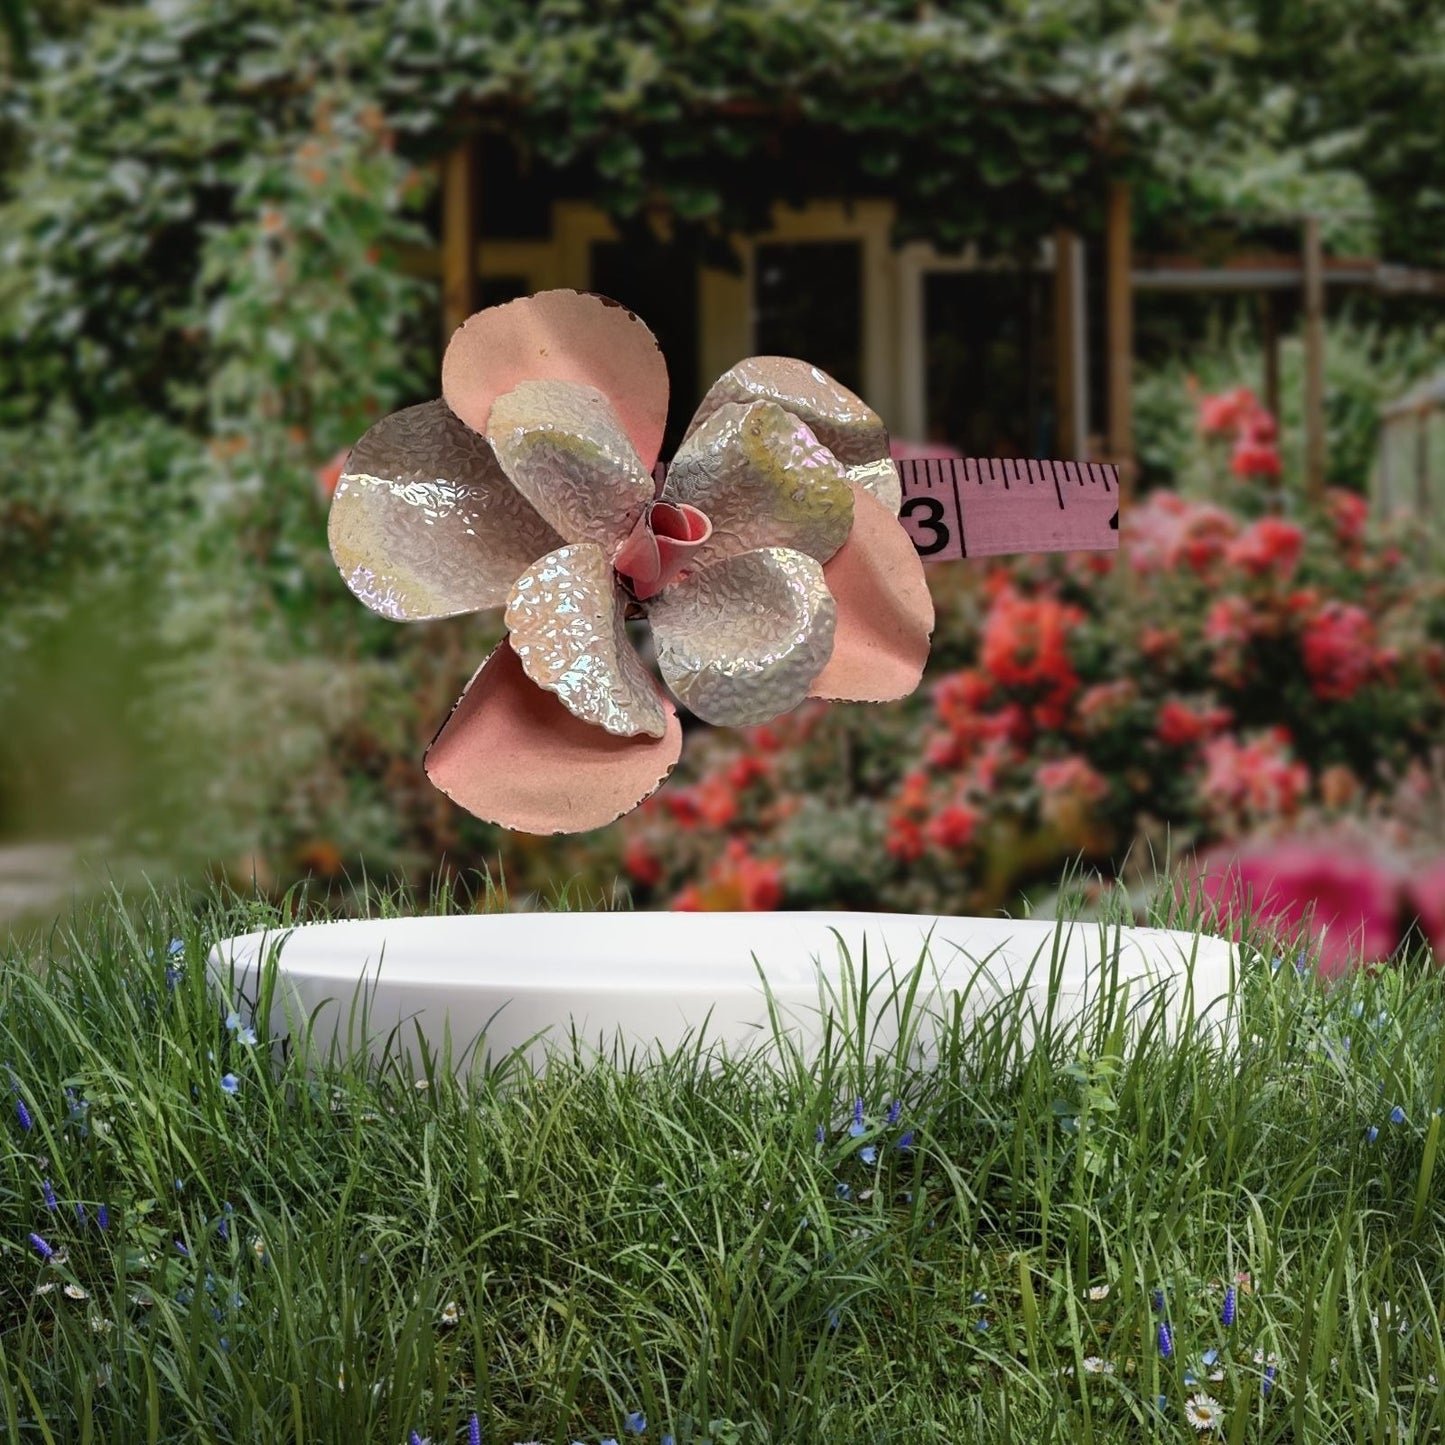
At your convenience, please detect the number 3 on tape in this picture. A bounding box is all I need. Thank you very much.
[896,458,1120,561]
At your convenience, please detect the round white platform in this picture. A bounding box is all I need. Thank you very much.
[207,912,1239,1076]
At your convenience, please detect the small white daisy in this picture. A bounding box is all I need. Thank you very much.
[1184,1392,1224,1432]
[1087,1284,1111,1301]
[89,1313,113,1335]
[336,1362,346,1392]
[1081,1355,1115,1374]
[34,1282,56,1296]
[251,1236,268,1262]
[1252,1348,1279,1367]
[63,1283,89,1301]
[48,1249,68,1268]
[439,1300,461,1327]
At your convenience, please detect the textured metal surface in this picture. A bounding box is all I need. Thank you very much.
[487,379,654,550]
[685,356,890,468]
[663,400,854,568]
[329,400,563,620]
[504,543,667,738]
[647,546,836,728]
[845,456,902,515]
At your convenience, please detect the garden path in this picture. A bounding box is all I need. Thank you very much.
[0,841,76,934]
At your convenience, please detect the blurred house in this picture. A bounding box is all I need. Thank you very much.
[409,137,1109,464]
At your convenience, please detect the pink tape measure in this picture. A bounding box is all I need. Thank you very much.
[894,457,1120,560]
[649,457,1121,561]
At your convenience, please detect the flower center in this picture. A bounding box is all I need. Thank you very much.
[613,499,713,601]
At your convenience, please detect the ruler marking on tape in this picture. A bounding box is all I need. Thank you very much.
[659,454,1119,561]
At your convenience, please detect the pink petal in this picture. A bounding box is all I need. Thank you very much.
[614,501,713,600]
[809,483,934,702]
[441,290,670,472]
[424,642,682,835]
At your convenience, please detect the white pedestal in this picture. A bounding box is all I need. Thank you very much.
[207,912,1238,1076]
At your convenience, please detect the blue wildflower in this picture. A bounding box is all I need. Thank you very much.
[42,1180,57,1211]
[625,1411,646,1434]
[975,1318,990,1332]
[175,1240,189,1256]
[225,1011,241,1032]
[860,1145,877,1165]
[1158,1322,1173,1359]
[835,1181,850,1201]
[238,1025,258,1047]
[826,1307,841,1330]
[175,1179,184,1192]
[97,1204,109,1232]
[1367,1125,1380,1143]
[971,1290,988,1304]
[1201,1348,1219,1366]
[887,1099,902,1125]
[1152,1288,1165,1313]
[168,938,184,956]
[468,1413,481,1445]
[815,1123,824,1144]
[1390,1106,1406,1125]
[73,1201,85,1226]
[849,1098,865,1138]
[896,1130,914,1151]
[1263,1363,1277,1397]
[409,1432,424,1445]
[16,1097,32,1131]
[1222,1286,1236,1327]
[29,1232,53,1260]
[221,1073,240,1095]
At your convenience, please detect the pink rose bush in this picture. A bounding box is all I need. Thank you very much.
[609,413,1445,972]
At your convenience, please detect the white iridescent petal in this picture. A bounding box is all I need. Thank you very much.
[504,543,667,739]
[328,401,563,620]
[646,547,836,728]
[487,379,655,551]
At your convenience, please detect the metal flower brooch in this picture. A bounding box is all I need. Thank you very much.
[328,289,934,833]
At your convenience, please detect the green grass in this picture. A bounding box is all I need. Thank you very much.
[1,880,1443,1444]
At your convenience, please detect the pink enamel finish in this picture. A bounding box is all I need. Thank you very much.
[424,643,683,835]
[441,290,670,472]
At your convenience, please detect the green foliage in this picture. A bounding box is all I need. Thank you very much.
[1135,310,1445,495]
[0,0,1264,422]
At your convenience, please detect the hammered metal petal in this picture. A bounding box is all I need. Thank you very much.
[328,400,563,620]
[504,542,667,739]
[663,400,855,567]
[684,356,890,468]
[646,547,836,728]
[487,379,655,551]
[845,456,902,515]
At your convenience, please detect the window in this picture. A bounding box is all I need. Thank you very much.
[753,242,862,396]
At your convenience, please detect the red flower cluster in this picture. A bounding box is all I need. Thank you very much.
[1301,601,1381,702]
[1200,730,1311,830]
[672,840,783,912]
[1197,385,1283,479]
[979,588,1085,732]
